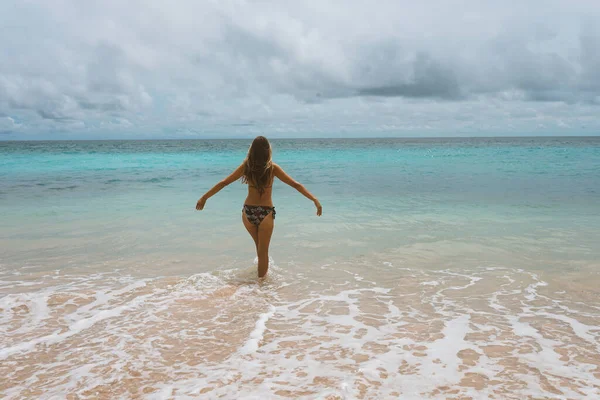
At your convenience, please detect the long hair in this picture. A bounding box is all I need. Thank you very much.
[242,136,273,195]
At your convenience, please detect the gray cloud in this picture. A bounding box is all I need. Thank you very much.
[0,116,19,135]
[357,53,462,99]
[36,110,73,121]
[0,0,599,138]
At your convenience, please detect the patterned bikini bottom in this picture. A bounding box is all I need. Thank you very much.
[242,204,276,226]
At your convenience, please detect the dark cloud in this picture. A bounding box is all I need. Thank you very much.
[357,54,462,99]
[36,109,76,122]
[579,25,600,93]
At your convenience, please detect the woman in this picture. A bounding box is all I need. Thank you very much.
[196,136,322,278]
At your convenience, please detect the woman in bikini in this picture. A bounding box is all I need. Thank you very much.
[195,136,322,278]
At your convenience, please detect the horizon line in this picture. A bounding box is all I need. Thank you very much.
[2,134,600,142]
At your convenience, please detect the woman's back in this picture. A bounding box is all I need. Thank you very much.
[241,136,274,206]
[245,177,274,206]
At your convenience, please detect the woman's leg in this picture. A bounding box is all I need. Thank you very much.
[242,212,259,254]
[256,212,274,278]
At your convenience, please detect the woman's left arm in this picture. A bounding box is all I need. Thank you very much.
[196,164,244,210]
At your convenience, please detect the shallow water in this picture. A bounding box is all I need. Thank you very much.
[1,137,600,399]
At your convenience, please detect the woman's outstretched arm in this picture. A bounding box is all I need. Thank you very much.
[196,164,244,210]
[273,163,322,216]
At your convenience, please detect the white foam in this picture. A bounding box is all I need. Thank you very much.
[1,280,153,360]
[524,275,548,301]
[426,314,473,380]
[239,305,276,355]
[3,265,600,399]
[253,256,274,266]
[509,315,540,337]
[538,312,598,346]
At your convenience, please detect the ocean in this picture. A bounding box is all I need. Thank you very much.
[1,137,599,399]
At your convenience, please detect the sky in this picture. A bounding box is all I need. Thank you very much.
[1,0,600,139]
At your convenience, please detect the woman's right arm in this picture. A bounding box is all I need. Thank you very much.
[273,164,322,216]
[196,164,244,210]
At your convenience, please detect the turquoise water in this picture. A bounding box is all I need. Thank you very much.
[2,137,600,399]
[1,137,599,271]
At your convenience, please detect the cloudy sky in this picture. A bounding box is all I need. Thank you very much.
[1,0,599,139]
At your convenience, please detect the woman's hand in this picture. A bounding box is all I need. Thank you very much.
[196,196,207,210]
[314,199,322,216]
